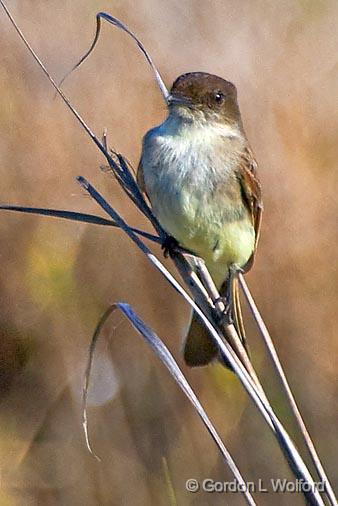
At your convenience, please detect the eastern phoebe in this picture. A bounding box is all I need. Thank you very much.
[137,72,262,367]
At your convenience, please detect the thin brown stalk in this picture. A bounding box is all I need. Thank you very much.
[239,274,337,506]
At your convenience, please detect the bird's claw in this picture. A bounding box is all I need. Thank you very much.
[161,235,179,258]
[214,296,233,326]
[229,263,244,276]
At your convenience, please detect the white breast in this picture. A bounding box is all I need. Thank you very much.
[142,114,242,193]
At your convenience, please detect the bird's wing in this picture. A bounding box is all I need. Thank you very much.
[136,159,147,194]
[226,147,263,357]
[237,146,263,271]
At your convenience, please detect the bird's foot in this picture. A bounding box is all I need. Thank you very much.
[229,263,244,277]
[214,296,233,326]
[214,264,244,326]
[161,235,179,258]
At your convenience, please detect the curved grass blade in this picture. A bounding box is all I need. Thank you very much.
[59,12,169,103]
[83,302,257,506]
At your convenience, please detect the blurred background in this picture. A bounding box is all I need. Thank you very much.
[0,0,337,504]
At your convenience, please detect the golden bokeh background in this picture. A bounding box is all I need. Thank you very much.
[0,1,337,505]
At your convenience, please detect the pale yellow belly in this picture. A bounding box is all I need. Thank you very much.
[154,188,255,289]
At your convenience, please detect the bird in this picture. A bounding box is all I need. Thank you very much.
[137,71,262,367]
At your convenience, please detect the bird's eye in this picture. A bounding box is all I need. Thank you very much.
[214,91,225,103]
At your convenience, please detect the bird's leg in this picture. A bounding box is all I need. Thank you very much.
[191,257,235,323]
[216,264,244,326]
[214,290,232,325]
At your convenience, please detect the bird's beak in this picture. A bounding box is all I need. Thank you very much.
[167,94,192,107]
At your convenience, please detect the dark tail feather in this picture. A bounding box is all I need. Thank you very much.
[183,311,219,367]
[183,276,249,368]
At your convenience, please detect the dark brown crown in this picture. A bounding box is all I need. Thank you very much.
[169,72,241,125]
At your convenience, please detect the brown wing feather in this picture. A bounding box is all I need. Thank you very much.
[237,146,263,272]
[136,160,147,194]
[222,146,263,358]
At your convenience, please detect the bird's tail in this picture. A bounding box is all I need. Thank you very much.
[183,276,248,367]
[183,310,219,366]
